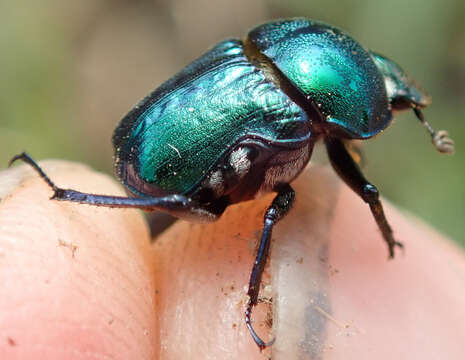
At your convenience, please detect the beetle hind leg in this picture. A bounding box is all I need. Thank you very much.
[245,184,295,349]
[324,139,403,258]
[8,152,226,222]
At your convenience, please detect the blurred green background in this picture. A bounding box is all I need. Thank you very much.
[1,0,463,245]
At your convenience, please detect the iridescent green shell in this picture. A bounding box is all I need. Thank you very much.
[113,39,309,196]
[248,18,392,138]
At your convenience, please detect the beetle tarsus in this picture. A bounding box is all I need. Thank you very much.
[387,236,404,259]
[9,152,60,192]
[9,152,71,201]
[245,304,275,351]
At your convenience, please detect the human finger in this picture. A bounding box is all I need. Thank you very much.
[151,165,465,359]
[0,160,157,359]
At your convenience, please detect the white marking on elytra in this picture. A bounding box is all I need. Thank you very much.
[167,143,182,159]
[229,147,251,179]
[384,77,397,98]
[208,170,225,196]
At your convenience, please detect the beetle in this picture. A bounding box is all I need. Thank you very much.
[10,18,454,349]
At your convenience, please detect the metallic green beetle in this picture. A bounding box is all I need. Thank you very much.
[10,18,454,349]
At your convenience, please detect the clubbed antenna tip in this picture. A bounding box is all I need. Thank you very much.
[413,107,455,154]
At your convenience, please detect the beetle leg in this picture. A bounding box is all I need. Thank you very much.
[324,138,403,258]
[343,139,366,167]
[245,184,295,350]
[9,152,225,221]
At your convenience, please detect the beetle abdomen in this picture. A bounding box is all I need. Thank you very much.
[248,18,392,138]
[113,39,310,197]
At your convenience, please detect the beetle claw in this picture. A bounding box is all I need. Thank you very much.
[433,130,455,154]
[388,240,404,259]
[245,304,275,350]
[8,152,60,192]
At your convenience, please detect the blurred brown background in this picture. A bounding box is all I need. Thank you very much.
[1,0,464,244]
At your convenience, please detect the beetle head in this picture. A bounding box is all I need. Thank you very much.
[371,51,454,154]
[370,51,431,115]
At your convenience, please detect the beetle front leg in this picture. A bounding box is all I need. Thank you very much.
[245,184,295,350]
[324,138,403,258]
[9,152,225,221]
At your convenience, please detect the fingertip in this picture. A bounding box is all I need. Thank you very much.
[0,161,158,359]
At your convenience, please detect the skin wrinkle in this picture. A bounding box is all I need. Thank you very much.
[302,244,330,359]
[3,250,135,356]
[11,342,116,360]
[3,313,121,359]
[45,222,153,340]
[45,318,131,354]
[69,260,152,342]
[51,204,156,336]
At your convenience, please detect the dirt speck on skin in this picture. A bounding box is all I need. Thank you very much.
[329,265,340,276]
[258,296,273,305]
[57,238,78,258]
[264,310,273,329]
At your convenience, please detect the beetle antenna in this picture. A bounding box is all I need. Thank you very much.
[413,107,455,154]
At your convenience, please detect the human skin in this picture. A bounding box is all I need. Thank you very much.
[0,160,464,359]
